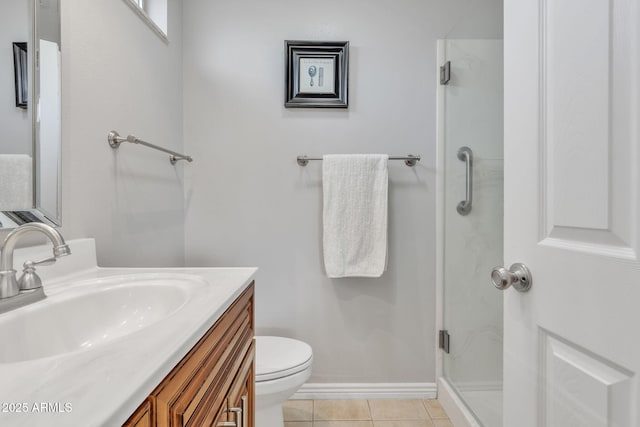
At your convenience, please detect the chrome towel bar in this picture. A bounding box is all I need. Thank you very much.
[108,131,193,165]
[297,154,420,167]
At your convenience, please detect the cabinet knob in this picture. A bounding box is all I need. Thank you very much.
[228,408,243,427]
[228,406,243,427]
[217,423,236,427]
[241,395,248,427]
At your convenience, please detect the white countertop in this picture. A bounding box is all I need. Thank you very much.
[0,239,257,427]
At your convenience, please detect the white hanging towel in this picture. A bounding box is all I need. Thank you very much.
[322,154,389,278]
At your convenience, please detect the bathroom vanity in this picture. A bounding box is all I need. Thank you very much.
[0,239,256,427]
[124,282,255,427]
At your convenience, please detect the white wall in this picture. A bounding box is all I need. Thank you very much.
[58,0,184,267]
[0,0,31,155]
[183,0,502,383]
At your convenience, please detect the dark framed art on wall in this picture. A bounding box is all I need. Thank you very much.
[285,40,349,108]
[13,42,28,109]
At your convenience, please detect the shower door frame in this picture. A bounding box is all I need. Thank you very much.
[434,39,447,386]
[434,39,504,427]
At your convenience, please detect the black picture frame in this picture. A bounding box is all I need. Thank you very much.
[13,42,28,109]
[285,40,349,108]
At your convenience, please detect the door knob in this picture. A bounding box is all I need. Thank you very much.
[491,263,532,292]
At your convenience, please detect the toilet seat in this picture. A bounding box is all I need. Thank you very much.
[255,336,313,382]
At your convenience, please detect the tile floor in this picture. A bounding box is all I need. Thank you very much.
[283,399,454,427]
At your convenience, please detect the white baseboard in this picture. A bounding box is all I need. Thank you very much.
[437,377,481,427]
[454,381,503,393]
[291,382,437,400]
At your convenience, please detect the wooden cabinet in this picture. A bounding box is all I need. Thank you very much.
[125,401,152,427]
[123,283,255,427]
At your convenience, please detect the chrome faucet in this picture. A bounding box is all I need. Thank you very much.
[0,223,71,305]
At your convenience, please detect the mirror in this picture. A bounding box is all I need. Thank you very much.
[0,0,61,230]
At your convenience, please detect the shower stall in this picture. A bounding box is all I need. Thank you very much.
[436,39,504,427]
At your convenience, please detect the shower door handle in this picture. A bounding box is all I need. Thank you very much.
[457,146,473,215]
[491,263,532,292]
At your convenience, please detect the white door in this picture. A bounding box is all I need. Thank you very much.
[503,0,639,426]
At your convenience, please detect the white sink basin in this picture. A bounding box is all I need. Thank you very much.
[0,274,205,363]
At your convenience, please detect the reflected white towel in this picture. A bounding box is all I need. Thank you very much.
[322,154,389,278]
[0,154,32,209]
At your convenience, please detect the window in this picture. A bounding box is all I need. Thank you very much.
[123,0,168,41]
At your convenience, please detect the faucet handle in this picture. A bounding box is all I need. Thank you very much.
[18,257,56,291]
[27,257,57,268]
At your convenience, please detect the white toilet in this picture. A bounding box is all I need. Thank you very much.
[255,336,313,427]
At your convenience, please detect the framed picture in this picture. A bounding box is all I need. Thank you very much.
[13,42,28,109]
[285,40,349,108]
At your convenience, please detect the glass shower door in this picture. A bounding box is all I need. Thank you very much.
[441,39,504,427]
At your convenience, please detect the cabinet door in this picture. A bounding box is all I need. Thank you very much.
[212,400,230,427]
[227,341,255,427]
[123,400,152,427]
